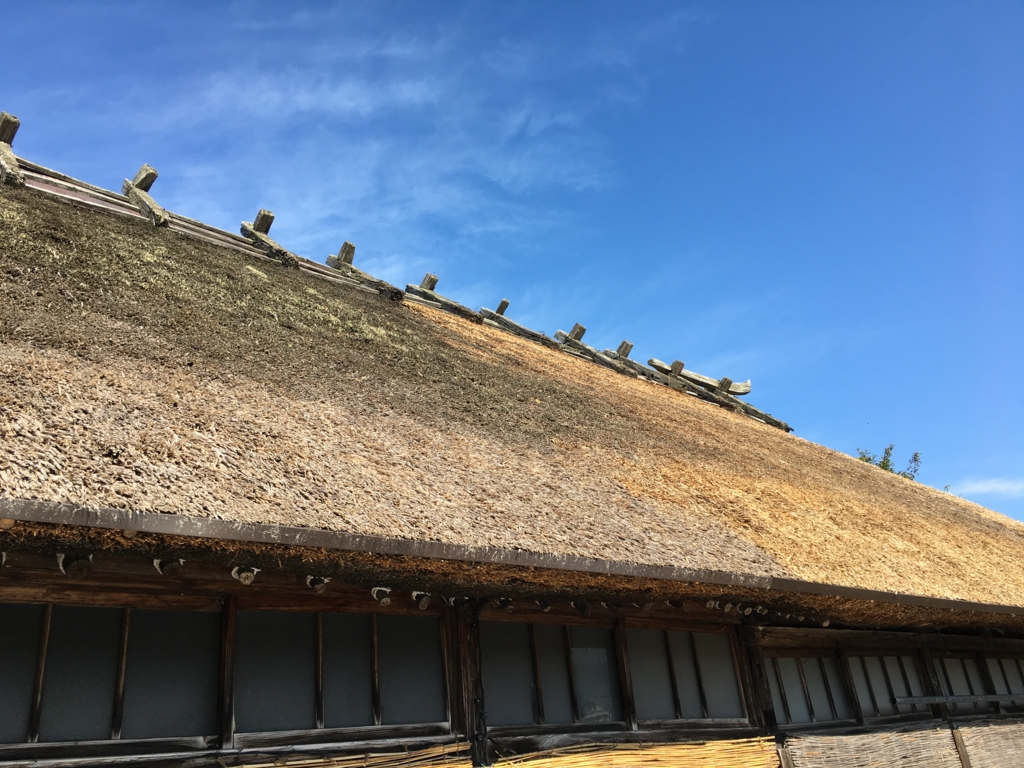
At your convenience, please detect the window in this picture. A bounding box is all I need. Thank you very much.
[985,657,1024,712]
[234,611,449,733]
[627,628,745,722]
[932,656,994,714]
[0,604,222,745]
[849,655,927,718]
[478,622,624,728]
[766,654,852,726]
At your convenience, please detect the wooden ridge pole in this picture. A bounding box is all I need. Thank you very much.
[0,111,25,185]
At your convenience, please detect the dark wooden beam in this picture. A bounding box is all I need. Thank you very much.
[218,595,237,750]
[370,613,381,726]
[315,612,325,729]
[612,619,637,731]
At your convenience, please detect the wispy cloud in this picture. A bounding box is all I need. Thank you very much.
[954,479,1024,498]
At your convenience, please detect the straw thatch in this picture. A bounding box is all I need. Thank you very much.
[493,739,779,767]
[3,181,1024,611]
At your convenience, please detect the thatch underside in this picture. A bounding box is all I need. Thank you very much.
[2,183,1024,611]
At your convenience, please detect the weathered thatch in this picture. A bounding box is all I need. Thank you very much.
[2,181,1024,614]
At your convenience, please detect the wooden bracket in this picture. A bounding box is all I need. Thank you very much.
[241,210,300,268]
[326,241,356,269]
[568,323,586,341]
[0,112,24,186]
[616,340,633,358]
[420,273,439,291]
[121,164,169,226]
[496,298,510,316]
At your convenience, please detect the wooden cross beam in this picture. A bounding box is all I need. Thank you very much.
[420,273,439,291]
[0,112,24,186]
[327,241,356,269]
[121,164,169,226]
[616,340,633,358]
[496,298,510,316]
[569,323,586,341]
[241,209,300,267]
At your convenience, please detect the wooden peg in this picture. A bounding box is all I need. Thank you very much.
[718,376,733,393]
[0,112,20,145]
[569,323,586,341]
[670,360,685,376]
[616,340,633,358]
[253,209,275,235]
[338,241,355,265]
[420,273,439,291]
[496,298,510,316]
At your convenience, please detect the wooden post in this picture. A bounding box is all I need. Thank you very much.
[420,273,439,291]
[569,323,586,341]
[670,360,685,376]
[370,613,381,726]
[253,209,275,235]
[129,164,158,192]
[718,376,734,394]
[0,112,23,185]
[315,612,324,729]
[218,595,237,750]
[616,340,633,358]
[496,299,510,316]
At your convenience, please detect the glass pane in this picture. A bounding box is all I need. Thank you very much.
[1000,659,1024,708]
[39,605,121,742]
[569,626,622,723]
[377,614,446,725]
[883,656,912,714]
[121,609,220,739]
[863,656,896,716]
[0,604,44,743]
[822,657,853,720]
[776,658,811,724]
[902,656,925,697]
[234,611,316,732]
[766,659,788,724]
[802,658,833,721]
[479,622,535,726]
[941,657,973,712]
[850,657,877,717]
[322,613,374,728]
[666,631,704,719]
[533,624,573,724]
[692,632,744,718]
[963,658,986,696]
[988,659,1010,694]
[625,628,675,721]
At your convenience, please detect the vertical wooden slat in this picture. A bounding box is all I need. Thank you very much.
[877,656,897,714]
[438,607,453,730]
[315,612,324,729]
[370,613,381,726]
[217,595,237,750]
[895,655,919,713]
[727,628,754,724]
[817,656,839,721]
[689,632,710,720]
[859,656,880,717]
[27,604,53,744]
[975,652,1000,715]
[837,649,865,726]
[110,607,132,739]
[771,657,792,725]
[528,624,546,724]
[959,657,979,711]
[920,647,952,721]
[796,657,816,722]
[663,630,682,721]
[613,619,637,730]
[562,625,580,723]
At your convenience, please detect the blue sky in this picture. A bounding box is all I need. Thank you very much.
[3,2,1023,518]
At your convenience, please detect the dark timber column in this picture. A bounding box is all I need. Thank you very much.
[613,619,638,730]
[218,595,237,750]
[466,601,490,767]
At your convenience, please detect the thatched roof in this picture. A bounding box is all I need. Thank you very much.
[2,179,1023,618]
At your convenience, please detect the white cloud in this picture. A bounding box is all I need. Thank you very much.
[954,479,1024,498]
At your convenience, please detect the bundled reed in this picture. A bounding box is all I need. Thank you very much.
[493,738,779,768]
[241,741,473,768]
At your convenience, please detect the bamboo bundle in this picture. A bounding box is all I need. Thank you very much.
[240,741,473,768]
[783,724,962,768]
[493,738,779,768]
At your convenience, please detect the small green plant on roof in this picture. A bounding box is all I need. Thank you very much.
[857,444,921,481]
